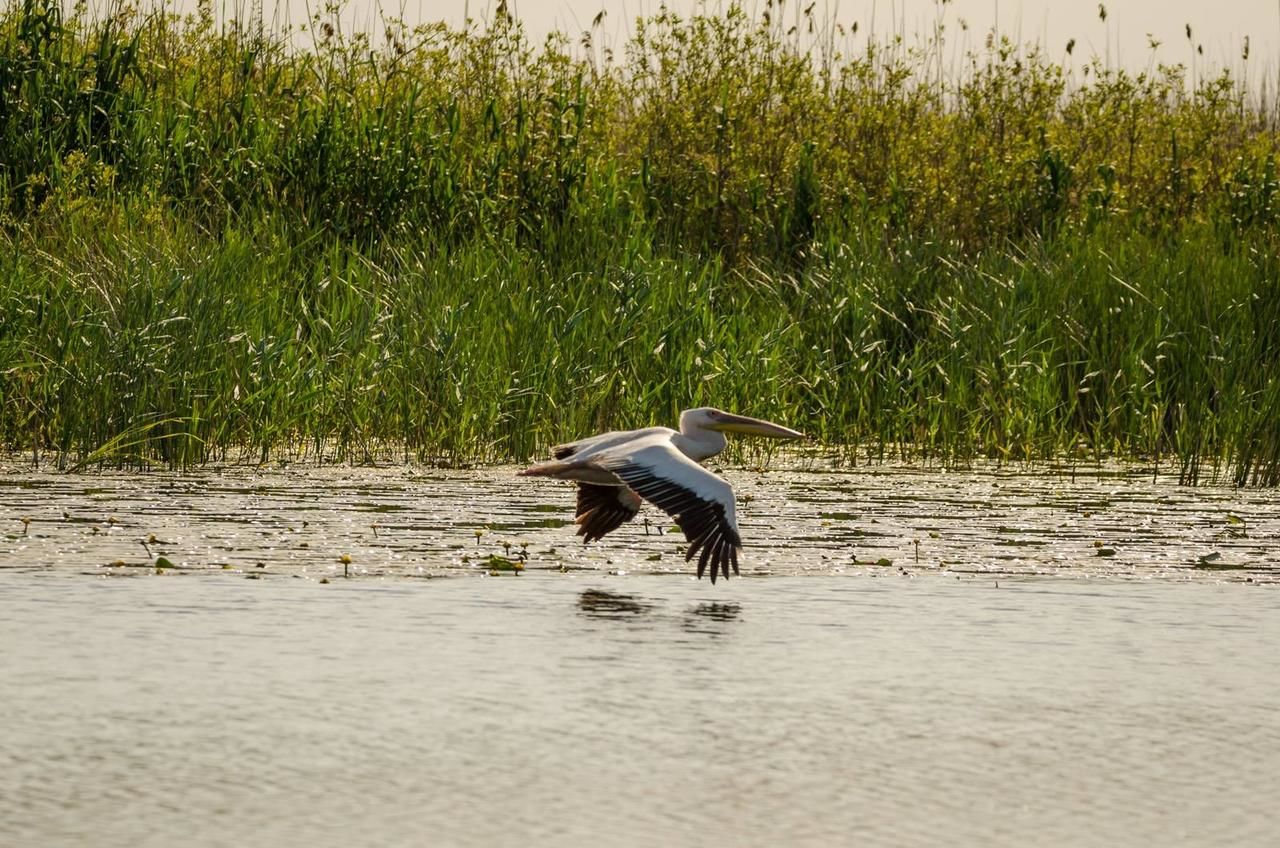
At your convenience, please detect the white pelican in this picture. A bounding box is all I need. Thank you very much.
[519,408,804,583]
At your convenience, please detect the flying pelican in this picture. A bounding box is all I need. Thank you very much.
[519,408,804,583]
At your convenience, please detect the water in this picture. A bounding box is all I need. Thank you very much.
[2,462,1279,846]
[2,462,1278,580]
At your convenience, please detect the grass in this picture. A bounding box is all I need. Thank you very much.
[0,0,1277,485]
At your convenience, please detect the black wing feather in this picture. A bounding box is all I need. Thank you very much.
[607,463,742,584]
[575,483,641,543]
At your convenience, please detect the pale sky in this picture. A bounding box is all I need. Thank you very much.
[162,1,1279,75]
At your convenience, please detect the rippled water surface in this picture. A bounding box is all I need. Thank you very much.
[2,462,1278,580]
[2,462,1279,846]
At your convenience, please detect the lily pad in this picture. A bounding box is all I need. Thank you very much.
[485,554,524,573]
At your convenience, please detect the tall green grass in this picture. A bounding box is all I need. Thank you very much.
[0,0,1277,483]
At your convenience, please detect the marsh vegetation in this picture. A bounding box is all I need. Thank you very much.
[0,0,1277,482]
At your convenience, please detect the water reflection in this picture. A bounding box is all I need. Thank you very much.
[681,602,742,634]
[3,576,1278,847]
[576,589,654,620]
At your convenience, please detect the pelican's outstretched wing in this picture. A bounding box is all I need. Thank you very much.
[599,441,743,583]
[575,483,642,543]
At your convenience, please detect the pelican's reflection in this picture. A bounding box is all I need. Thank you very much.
[681,601,742,634]
[577,589,654,621]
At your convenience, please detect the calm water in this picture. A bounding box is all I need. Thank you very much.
[2,463,1279,846]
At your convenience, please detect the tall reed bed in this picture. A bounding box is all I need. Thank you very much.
[0,0,1277,483]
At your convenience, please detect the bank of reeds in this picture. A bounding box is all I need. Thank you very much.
[1,0,1277,483]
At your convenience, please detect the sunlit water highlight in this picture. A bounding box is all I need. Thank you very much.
[2,463,1278,846]
[1,462,1278,580]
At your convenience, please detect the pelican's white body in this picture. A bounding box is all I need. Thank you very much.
[543,421,725,485]
[519,407,804,582]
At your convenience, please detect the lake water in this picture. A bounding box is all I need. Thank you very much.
[2,461,1278,581]
[2,462,1278,846]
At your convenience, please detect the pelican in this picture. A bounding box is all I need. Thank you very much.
[519,408,804,583]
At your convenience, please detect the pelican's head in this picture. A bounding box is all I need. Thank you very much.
[681,407,805,440]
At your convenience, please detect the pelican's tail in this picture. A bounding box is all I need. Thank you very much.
[518,460,571,478]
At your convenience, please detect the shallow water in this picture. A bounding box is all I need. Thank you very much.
[1,462,1277,581]
[2,462,1279,846]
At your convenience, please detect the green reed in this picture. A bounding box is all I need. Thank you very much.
[0,0,1277,483]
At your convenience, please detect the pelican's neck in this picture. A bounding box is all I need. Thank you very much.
[673,423,726,462]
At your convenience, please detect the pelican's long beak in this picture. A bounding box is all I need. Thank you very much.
[711,412,805,440]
